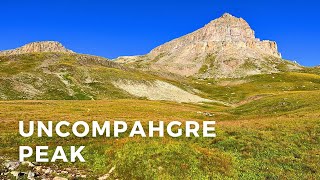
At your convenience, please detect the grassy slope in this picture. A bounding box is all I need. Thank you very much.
[189,71,320,104]
[1,53,320,104]
[0,91,319,179]
[0,53,163,100]
[0,53,320,179]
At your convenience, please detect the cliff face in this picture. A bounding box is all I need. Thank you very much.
[150,13,280,58]
[148,13,283,78]
[0,41,74,55]
[117,13,291,79]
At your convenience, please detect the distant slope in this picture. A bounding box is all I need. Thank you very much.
[0,52,213,103]
[187,71,320,104]
[0,53,126,100]
[230,90,320,116]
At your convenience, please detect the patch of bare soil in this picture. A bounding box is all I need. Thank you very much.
[112,80,215,103]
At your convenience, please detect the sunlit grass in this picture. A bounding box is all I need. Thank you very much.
[0,96,319,179]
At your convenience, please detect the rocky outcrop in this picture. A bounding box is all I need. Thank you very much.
[116,13,293,79]
[0,41,74,55]
[0,158,87,179]
[149,13,281,59]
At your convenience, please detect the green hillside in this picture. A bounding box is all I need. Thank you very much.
[0,53,163,100]
[0,53,319,179]
[1,53,319,104]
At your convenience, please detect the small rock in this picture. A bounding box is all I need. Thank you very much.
[43,168,52,174]
[80,174,87,178]
[60,170,68,174]
[53,177,68,180]
[65,168,72,171]
[4,161,20,170]
[22,161,35,167]
[108,166,115,174]
[0,168,8,175]
[98,174,110,180]
[11,171,20,178]
[98,166,116,180]
[203,112,214,117]
[28,171,35,180]
[33,166,42,172]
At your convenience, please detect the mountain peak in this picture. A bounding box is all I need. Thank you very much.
[0,41,74,56]
[199,13,255,42]
[123,13,285,78]
[221,13,235,18]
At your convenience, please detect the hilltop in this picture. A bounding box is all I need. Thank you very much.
[0,41,74,55]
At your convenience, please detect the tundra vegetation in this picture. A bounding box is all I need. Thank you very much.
[0,53,319,179]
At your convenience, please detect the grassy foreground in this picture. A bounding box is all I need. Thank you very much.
[0,93,319,179]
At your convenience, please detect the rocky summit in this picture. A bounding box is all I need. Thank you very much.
[116,13,298,78]
[0,41,74,56]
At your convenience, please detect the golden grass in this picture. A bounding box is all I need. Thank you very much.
[0,93,319,179]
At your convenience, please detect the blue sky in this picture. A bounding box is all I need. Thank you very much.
[0,0,319,66]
